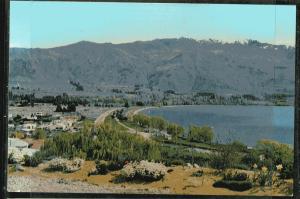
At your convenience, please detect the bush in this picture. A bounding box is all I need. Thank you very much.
[167,123,184,139]
[95,160,109,175]
[187,125,214,144]
[256,140,293,170]
[170,159,186,166]
[192,170,204,177]
[210,144,242,170]
[242,150,260,167]
[232,163,250,170]
[253,166,274,187]
[40,122,162,163]
[213,180,253,191]
[8,149,24,164]
[23,153,43,167]
[243,140,294,180]
[47,157,84,173]
[132,114,150,128]
[32,128,46,139]
[223,171,248,181]
[120,160,167,181]
[230,141,248,152]
[150,116,167,131]
[279,162,293,179]
[107,161,124,171]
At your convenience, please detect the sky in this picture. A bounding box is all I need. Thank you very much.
[10,2,296,48]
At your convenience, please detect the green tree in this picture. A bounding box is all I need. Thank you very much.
[187,125,214,144]
[32,128,46,139]
[150,116,167,130]
[167,123,184,139]
[132,114,150,128]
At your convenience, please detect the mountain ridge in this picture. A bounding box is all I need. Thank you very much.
[9,38,295,95]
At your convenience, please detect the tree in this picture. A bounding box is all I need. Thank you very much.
[124,100,129,108]
[187,125,214,144]
[150,116,167,130]
[133,114,150,128]
[32,128,46,139]
[67,102,76,112]
[167,123,184,139]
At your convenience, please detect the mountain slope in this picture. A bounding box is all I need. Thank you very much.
[9,38,295,95]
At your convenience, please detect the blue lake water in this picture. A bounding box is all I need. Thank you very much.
[142,105,294,147]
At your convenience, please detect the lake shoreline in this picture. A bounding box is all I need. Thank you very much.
[139,104,294,147]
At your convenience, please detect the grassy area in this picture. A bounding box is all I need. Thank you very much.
[120,117,216,151]
[157,137,217,151]
[104,116,128,131]
[121,120,145,132]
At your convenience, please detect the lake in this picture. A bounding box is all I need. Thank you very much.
[142,105,294,147]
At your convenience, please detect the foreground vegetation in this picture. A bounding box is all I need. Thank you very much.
[12,110,293,194]
[30,114,293,181]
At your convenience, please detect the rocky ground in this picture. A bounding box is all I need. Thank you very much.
[7,161,293,196]
[8,175,168,194]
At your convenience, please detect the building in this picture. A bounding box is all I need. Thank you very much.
[8,138,29,148]
[21,123,37,135]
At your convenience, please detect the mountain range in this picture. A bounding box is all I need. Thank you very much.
[9,38,295,95]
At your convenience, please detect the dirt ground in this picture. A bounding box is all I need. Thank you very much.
[8,161,293,196]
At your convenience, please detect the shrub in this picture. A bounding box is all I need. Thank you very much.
[132,114,150,128]
[213,180,253,191]
[120,160,167,181]
[167,123,184,139]
[232,163,250,170]
[253,166,274,186]
[8,149,24,164]
[150,116,167,131]
[10,131,26,139]
[107,161,124,171]
[47,157,84,173]
[170,159,185,166]
[32,128,46,139]
[256,140,293,171]
[210,144,241,170]
[95,160,109,175]
[223,171,248,181]
[242,150,260,167]
[187,125,214,144]
[23,153,43,167]
[65,158,84,173]
[230,141,248,152]
[279,162,293,179]
[40,122,162,163]
[48,158,68,171]
[192,170,204,177]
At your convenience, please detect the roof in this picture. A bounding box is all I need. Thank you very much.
[8,138,28,148]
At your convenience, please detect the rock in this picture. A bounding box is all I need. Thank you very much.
[16,164,25,172]
[187,163,193,168]
[8,149,24,164]
[193,163,200,168]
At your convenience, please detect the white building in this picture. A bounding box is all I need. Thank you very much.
[21,123,37,134]
[8,138,38,163]
[8,138,29,148]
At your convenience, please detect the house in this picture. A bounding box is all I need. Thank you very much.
[8,138,29,148]
[8,138,39,161]
[8,124,15,130]
[35,112,44,117]
[21,123,37,135]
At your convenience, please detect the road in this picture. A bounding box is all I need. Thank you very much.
[115,118,151,140]
[94,108,120,127]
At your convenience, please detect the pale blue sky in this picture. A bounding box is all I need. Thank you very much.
[10,2,296,48]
